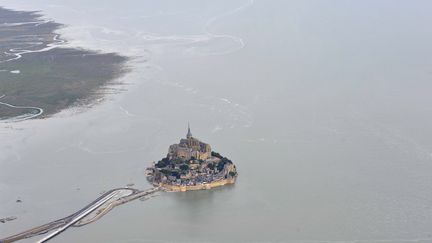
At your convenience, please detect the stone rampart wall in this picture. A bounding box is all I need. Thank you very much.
[160,178,236,192]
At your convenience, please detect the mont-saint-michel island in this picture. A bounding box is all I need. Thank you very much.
[146,125,238,192]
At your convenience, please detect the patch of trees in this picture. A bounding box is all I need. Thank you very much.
[207,155,234,171]
[160,168,171,175]
[180,164,189,171]
[216,157,233,172]
[217,161,225,171]
[211,151,233,164]
[221,157,233,164]
[156,157,170,168]
[155,157,189,168]
[156,160,167,168]
[211,151,223,159]
[229,171,237,177]
[173,158,184,164]
[160,168,180,179]
[171,171,180,179]
[207,163,215,170]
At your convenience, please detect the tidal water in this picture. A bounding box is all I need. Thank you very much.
[1,1,432,242]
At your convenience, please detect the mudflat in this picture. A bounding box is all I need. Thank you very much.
[0,7,128,120]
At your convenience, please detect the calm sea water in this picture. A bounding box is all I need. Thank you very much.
[1,1,432,242]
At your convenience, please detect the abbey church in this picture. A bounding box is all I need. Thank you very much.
[167,125,212,161]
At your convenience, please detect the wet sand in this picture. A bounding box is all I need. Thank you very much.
[0,7,128,121]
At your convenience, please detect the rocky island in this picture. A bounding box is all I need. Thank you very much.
[146,125,237,192]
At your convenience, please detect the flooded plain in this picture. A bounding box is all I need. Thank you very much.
[1,1,432,242]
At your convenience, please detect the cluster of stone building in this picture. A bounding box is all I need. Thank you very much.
[156,158,234,186]
[146,125,237,191]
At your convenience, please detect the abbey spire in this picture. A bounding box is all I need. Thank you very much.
[187,123,192,139]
